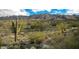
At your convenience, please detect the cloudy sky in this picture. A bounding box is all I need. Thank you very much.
[0,0,79,16]
[21,9,79,16]
[1,9,79,17]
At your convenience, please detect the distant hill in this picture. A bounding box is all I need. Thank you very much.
[0,14,79,20]
[29,14,78,20]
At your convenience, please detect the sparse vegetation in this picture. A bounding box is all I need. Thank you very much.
[0,15,79,49]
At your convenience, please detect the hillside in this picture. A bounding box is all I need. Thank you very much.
[0,15,79,49]
[0,14,79,20]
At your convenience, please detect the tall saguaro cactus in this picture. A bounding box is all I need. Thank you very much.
[15,16,18,42]
[12,16,25,42]
[11,16,18,42]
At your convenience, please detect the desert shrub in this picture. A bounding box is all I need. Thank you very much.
[63,33,79,48]
[28,32,47,41]
[29,20,52,31]
[28,32,47,46]
[56,22,70,33]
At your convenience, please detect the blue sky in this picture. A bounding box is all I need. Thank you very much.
[1,9,79,16]
[24,9,68,15]
[20,9,79,16]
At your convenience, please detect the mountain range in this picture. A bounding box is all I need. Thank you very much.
[0,9,79,17]
[0,14,78,20]
[0,9,79,20]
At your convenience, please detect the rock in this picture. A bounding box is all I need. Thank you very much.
[1,46,7,49]
[42,44,50,49]
[10,35,14,38]
[30,46,36,49]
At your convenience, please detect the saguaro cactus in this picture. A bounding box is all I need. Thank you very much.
[15,17,18,42]
[11,17,18,42]
[12,17,25,42]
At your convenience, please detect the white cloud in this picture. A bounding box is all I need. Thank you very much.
[32,9,51,12]
[20,9,30,16]
[0,9,29,17]
[0,0,79,9]
[10,9,27,16]
[0,9,16,17]
[66,9,79,15]
[9,9,31,16]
